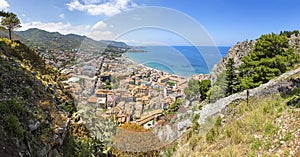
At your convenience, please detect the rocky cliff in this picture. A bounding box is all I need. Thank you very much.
[210,40,255,83]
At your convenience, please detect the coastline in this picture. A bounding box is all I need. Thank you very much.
[122,53,210,80]
[123,45,231,77]
[122,54,183,77]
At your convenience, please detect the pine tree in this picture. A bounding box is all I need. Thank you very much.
[225,58,239,96]
[0,10,9,17]
[1,12,21,40]
[239,33,299,90]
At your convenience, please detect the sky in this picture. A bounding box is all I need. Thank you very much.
[1,0,300,46]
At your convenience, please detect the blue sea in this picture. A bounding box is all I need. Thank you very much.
[125,46,230,77]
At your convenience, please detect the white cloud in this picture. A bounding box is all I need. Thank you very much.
[59,13,65,19]
[88,30,114,40]
[19,21,91,36]
[92,21,107,29]
[66,0,137,16]
[0,0,9,11]
[82,0,103,4]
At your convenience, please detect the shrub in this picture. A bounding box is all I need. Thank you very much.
[4,114,24,138]
[206,128,218,143]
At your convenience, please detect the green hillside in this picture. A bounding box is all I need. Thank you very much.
[0,38,104,156]
[15,28,129,51]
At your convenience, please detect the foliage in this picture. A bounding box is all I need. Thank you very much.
[0,99,26,139]
[165,98,181,115]
[0,38,80,155]
[16,28,129,53]
[4,114,25,138]
[0,10,9,17]
[225,58,239,96]
[239,33,299,90]
[184,79,200,100]
[205,115,222,143]
[0,12,21,40]
[181,92,299,156]
[287,95,300,108]
[208,71,227,102]
[191,114,200,131]
[280,30,300,37]
[184,79,211,101]
[167,81,175,87]
[206,127,218,143]
[163,141,178,157]
[207,85,226,103]
[199,79,211,100]
[63,132,107,157]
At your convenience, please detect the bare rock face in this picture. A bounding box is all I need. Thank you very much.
[155,111,193,143]
[210,40,255,83]
[288,34,300,55]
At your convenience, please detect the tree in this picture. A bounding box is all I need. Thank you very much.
[207,85,226,103]
[1,12,21,40]
[184,79,200,100]
[225,58,239,96]
[199,79,211,100]
[239,33,299,90]
[184,79,211,101]
[0,10,9,17]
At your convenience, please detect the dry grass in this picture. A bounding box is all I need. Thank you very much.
[121,122,148,132]
[175,93,300,157]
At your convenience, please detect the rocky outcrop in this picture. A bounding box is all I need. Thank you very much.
[197,67,300,125]
[211,33,300,83]
[154,67,299,144]
[210,40,255,83]
[154,110,193,143]
[289,34,300,55]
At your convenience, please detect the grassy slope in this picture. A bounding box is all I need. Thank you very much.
[174,74,300,156]
[0,38,76,156]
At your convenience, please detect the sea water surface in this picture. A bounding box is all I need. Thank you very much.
[125,46,230,77]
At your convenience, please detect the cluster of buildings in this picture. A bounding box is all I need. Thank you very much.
[62,51,189,129]
[38,49,78,69]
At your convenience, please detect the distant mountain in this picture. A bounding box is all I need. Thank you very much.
[15,28,129,51]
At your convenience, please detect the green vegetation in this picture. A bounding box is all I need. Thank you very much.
[167,81,175,87]
[175,31,300,156]
[184,79,211,101]
[15,28,129,53]
[181,92,299,156]
[0,38,99,156]
[165,98,181,115]
[104,79,112,89]
[207,73,226,102]
[280,30,300,37]
[208,31,299,103]
[0,12,21,40]
[0,10,9,17]
[225,58,239,96]
[0,98,26,139]
[163,141,178,157]
[239,33,299,90]
[63,122,109,157]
